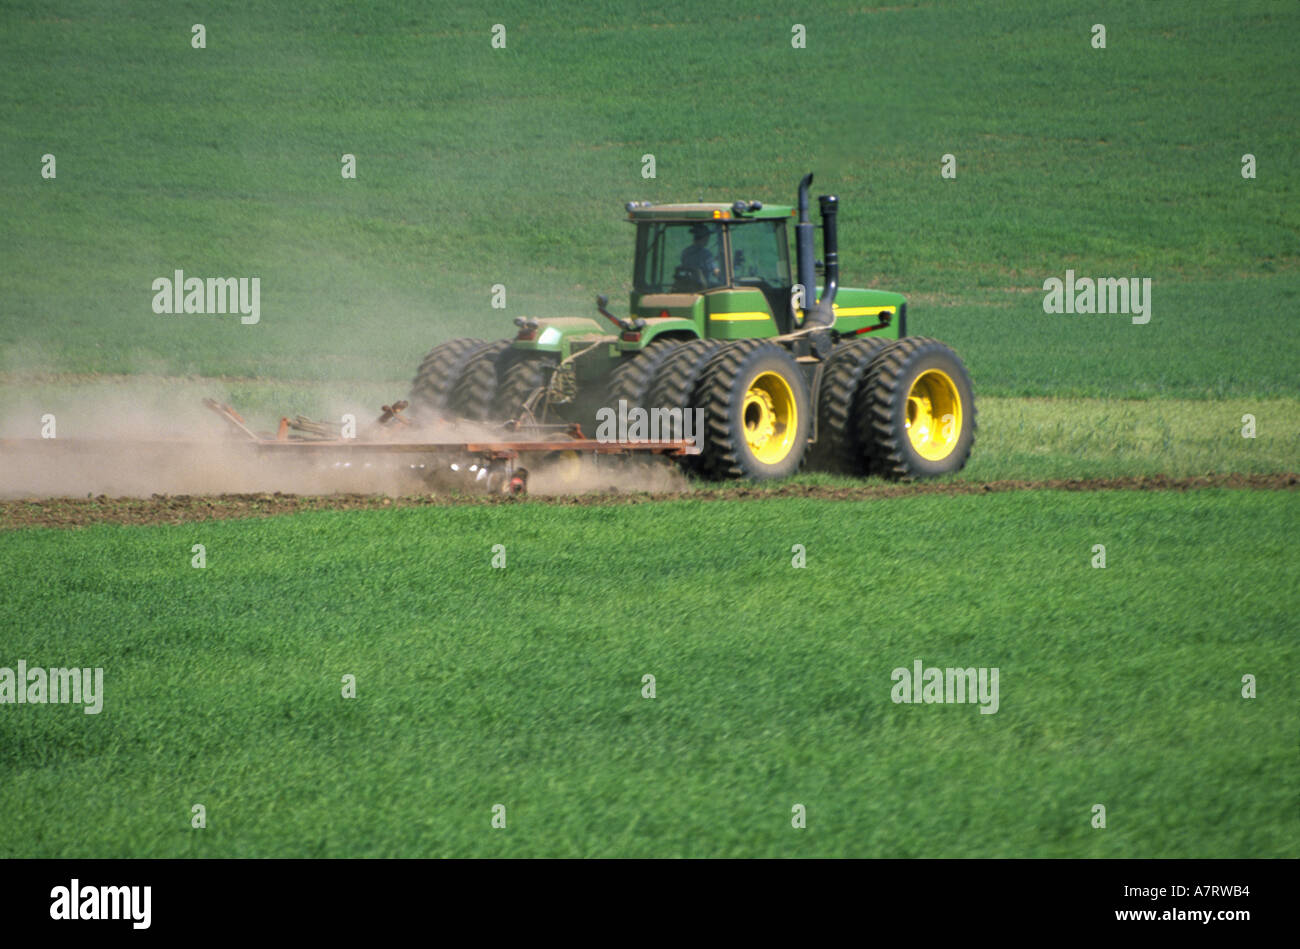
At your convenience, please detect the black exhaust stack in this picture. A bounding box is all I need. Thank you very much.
[795,173,817,321]
[795,174,839,328]
[811,193,839,325]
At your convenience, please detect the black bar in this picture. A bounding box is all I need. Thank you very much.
[0,858,1285,937]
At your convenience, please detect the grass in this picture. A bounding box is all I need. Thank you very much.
[1,0,1297,395]
[1,490,1296,858]
[960,396,1299,480]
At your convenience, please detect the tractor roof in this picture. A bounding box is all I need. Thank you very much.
[625,201,796,222]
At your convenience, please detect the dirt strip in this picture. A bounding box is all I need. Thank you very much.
[1,473,1295,530]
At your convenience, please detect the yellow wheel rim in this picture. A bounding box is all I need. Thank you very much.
[906,368,962,461]
[743,371,798,465]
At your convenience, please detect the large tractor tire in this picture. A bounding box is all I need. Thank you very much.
[805,337,890,475]
[645,338,725,472]
[494,352,559,422]
[408,337,486,416]
[448,339,513,421]
[697,339,811,481]
[605,338,683,411]
[854,336,975,480]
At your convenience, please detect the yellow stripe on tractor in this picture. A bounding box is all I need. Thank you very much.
[832,305,894,317]
[793,305,895,321]
[709,311,772,322]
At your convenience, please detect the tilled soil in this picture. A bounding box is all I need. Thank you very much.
[1,473,1295,530]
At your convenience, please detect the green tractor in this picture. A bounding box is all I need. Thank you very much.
[410,173,975,481]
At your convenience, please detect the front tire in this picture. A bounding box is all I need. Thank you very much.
[854,337,975,480]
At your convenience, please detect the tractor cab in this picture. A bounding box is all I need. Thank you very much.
[627,202,799,334]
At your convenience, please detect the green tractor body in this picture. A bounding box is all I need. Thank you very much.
[411,174,975,482]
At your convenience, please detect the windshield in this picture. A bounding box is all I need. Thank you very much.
[633,219,791,294]
[634,222,726,293]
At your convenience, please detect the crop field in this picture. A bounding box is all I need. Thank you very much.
[2,490,1297,858]
[1,0,1297,860]
[3,0,1297,391]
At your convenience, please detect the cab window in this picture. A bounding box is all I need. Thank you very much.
[728,220,791,291]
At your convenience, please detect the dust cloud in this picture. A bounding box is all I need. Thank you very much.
[0,380,693,499]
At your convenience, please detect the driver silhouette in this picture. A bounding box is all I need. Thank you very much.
[680,223,722,287]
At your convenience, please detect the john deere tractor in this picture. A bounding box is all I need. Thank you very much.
[410,173,975,481]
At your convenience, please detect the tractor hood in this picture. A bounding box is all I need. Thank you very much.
[513,316,611,353]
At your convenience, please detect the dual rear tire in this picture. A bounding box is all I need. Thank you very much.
[409,338,526,422]
[408,338,487,417]
[625,336,815,480]
[694,340,811,480]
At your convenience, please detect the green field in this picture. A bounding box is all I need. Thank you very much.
[2,491,1296,858]
[2,0,1297,395]
[1,1,1298,859]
